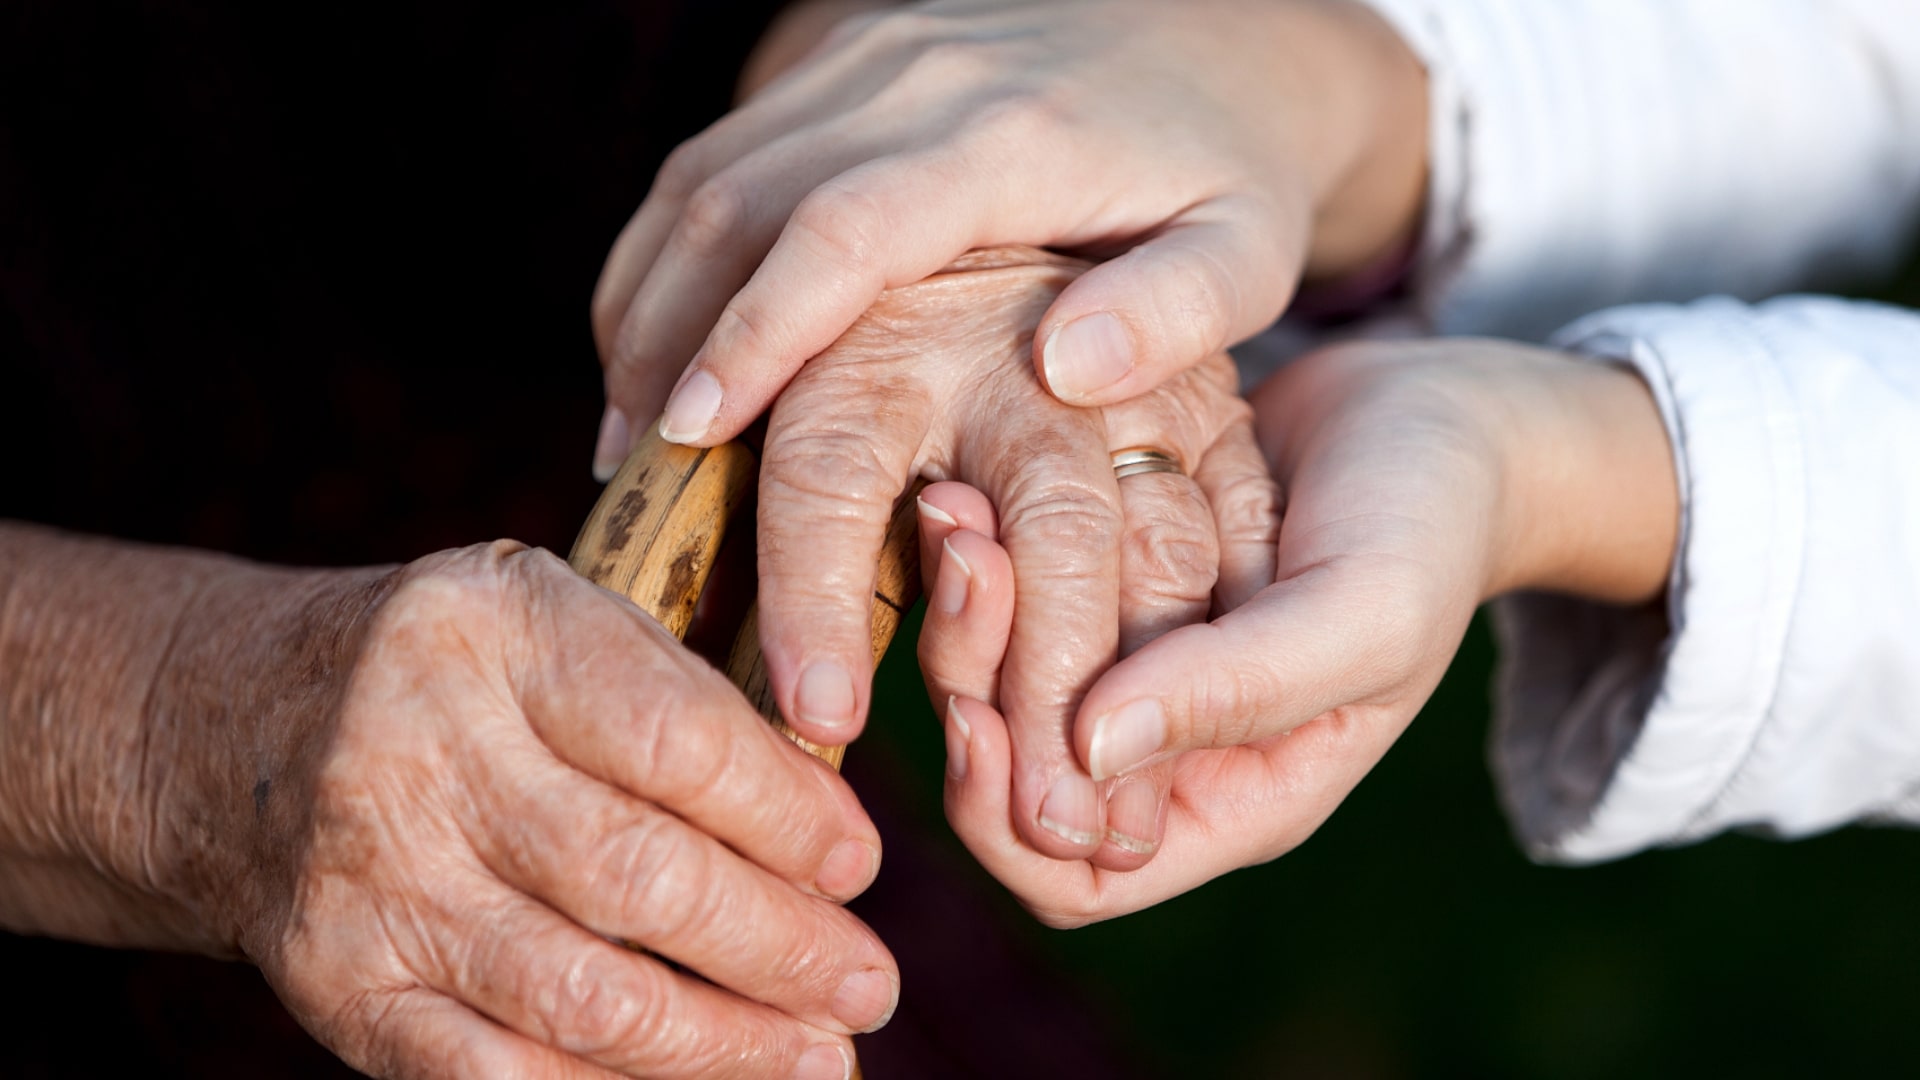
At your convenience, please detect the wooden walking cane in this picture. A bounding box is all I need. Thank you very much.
[568,425,923,1077]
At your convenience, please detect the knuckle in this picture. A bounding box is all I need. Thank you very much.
[760,425,906,518]
[1182,629,1267,746]
[791,183,888,276]
[998,475,1123,555]
[552,951,669,1060]
[591,285,628,347]
[1137,242,1241,356]
[1191,351,1246,397]
[1131,366,1239,433]
[1212,667,1274,745]
[783,785,853,868]
[339,542,566,741]
[677,177,750,256]
[499,542,570,583]
[1186,244,1243,329]
[654,138,708,202]
[610,817,720,946]
[901,36,999,87]
[371,551,511,647]
[848,8,946,51]
[1120,505,1220,598]
[625,691,731,804]
[1209,470,1282,547]
[818,10,879,51]
[768,915,852,1006]
[966,87,1073,145]
[708,297,778,361]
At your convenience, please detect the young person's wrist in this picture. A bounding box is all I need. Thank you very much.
[1486,354,1680,605]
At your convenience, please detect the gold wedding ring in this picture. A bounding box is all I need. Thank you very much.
[1110,447,1183,480]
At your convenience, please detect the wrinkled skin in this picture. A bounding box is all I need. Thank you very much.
[913,340,1677,925]
[0,528,905,1078]
[589,0,1428,475]
[751,247,1280,869]
[239,545,894,1079]
[1,246,1272,1077]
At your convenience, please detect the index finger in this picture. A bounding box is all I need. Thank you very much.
[589,42,910,366]
[750,342,932,747]
[508,549,882,903]
[657,144,1039,447]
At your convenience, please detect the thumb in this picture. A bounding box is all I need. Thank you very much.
[1033,194,1306,407]
[1073,565,1408,781]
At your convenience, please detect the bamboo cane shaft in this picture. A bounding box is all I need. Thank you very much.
[568,425,923,1079]
[567,433,755,640]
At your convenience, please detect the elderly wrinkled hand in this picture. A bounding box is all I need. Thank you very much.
[913,339,1678,924]
[744,246,1279,869]
[259,543,901,1078]
[0,531,895,1080]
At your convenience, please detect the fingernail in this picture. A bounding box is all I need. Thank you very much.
[1089,698,1167,781]
[792,1042,852,1080]
[1104,777,1162,856]
[816,839,878,901]
[1037,773,1101,847]
[1042,312,1134,403]
[658,368,722,444]
[592,404,630,483]
[795,661,858,730]
[932,538,972,616]
[916,495,958,528]
[830,967,898,1033]
[945,696,971,781]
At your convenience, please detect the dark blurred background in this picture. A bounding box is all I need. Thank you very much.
[4,3,1918,1077]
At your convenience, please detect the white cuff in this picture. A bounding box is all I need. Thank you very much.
[1492,299,1806,863]
[1495,295,1920,859]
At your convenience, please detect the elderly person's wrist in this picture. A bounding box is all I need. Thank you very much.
[142,559,399,960]
[0,524,394,955]
[7,527,896,1074]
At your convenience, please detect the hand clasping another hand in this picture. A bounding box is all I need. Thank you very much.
[249,544,895,1079]
[915,339,1678,925]
[742,246,1280,870]
[589,0,1428,476]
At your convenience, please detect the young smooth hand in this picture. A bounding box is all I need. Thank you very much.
[589,0,1427,477]
[914,339,1679,924]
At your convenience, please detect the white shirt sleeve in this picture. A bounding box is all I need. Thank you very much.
[1244,3,1920,860]
[1351,0,1920,341]
[1491,295,1920,863]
